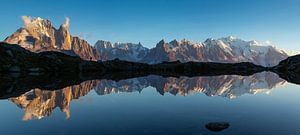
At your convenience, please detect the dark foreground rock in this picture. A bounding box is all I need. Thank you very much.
[0,42,104,73]
[272,54,300,84]
[205,122,230,132]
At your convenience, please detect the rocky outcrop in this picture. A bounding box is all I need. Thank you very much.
[0,42,104,73]
[71,37,100,60]
[55,18,72,50]
[4,16,100,60]
[272,54,300,84]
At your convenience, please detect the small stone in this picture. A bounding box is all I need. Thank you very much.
[205,122,230,132]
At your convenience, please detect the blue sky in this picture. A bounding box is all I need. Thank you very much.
[1,0,300,51]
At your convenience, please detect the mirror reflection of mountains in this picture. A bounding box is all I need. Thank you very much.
[10,72,285,120]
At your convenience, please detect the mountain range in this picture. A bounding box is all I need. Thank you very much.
[4,16,289,66]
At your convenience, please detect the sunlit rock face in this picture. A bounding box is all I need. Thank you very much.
[9,72,285,120]
[4,16,100,60]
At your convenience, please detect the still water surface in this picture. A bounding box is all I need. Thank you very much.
[1,72,300,135]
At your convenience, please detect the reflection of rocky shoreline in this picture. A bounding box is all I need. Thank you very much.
[10,80,98,120]
[94,72,285,98]
[9,72,285,120]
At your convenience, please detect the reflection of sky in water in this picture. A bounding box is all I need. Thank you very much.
[1,74,300,135]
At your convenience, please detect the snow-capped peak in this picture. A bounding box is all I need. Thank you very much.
[95,40,112,48]
[21,16,54,38]
[21,16,52,29]
[222,36,237,42]
[218,36,238,43]
[228,35,236,40]
[248,40,260,46]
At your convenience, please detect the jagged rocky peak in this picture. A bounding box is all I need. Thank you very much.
[114,42,132,50]
[94,40,149,62]
[157,39,166,46]
[5,16,72,50]
[21,16,54,33]
[221,36,237,42]
[169,39,179,45]
[5,16,55,49]
[166,39,195,48]
[180,38,190,44]
[154,39,172,50]
[169,39,187,46]
[95,40,113,50]
[56,17,72,50]
[4,16,100,60]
